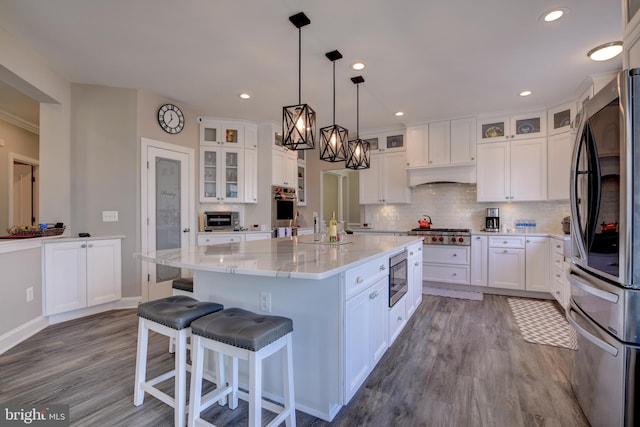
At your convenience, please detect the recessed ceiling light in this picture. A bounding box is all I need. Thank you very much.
[239,93,251,99]
[541,8,566,22]
[587,41,623,61]
[395,111,404,117]
[351,62,365,71]
[520,90,532,97]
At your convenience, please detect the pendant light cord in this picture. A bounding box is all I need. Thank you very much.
[356,83,360,139]
[298,27,302,104]
[332,61,336,124]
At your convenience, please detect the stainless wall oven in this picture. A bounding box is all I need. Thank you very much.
[389,251,408,307]
[568,69,640,427]
[272,186,297,228]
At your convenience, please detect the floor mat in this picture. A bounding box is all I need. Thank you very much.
[507,298,577,350]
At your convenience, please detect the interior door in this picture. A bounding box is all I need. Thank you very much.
[142,139,194,302]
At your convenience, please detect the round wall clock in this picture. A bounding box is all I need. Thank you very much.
[157,103,185,134]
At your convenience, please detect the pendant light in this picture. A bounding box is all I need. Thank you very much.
[320,50,348,162]
[345,76,370,170]
[282,12,316,150]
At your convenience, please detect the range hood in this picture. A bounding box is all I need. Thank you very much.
[407,164,476,186]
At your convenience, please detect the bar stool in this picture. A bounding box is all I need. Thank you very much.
[169,278,194,353]
[188,308,296,427]
[134,295,224,427]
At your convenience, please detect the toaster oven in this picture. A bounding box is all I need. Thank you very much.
[204,211,239,231]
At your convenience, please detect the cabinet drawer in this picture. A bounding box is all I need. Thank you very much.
[389,297,407,344]
[345,255,389,300]
[423,264,470,285]
[422,246,470,265]
[551,238,565,255]
[197,234,245,246]
[552,251,564,269]
[489,236,525,248]
[407,242,422,260]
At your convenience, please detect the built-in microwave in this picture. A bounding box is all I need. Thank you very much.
[204,211,239,231]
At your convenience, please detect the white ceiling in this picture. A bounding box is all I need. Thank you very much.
[0,0,623,132]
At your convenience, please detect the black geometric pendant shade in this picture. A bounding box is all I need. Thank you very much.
[320,50,348,162]
[345,76,370,170]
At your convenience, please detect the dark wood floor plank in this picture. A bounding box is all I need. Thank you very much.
[0,295,589,426]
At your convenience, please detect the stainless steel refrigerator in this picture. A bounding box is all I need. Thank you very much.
[568,69,640,427]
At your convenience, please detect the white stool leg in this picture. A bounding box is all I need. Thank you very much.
[133,318,148,406]
[229,356,238,409]
[169,336,176,354]
[248,351,262,427]
[283,334,296,427]
[188,335,205,427]
[175,328,189,427]
[215,351,227,406]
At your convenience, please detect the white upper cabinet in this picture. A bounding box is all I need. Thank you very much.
[361,129,406,154]
[477,138,547,202]
[406,117,476,168]
[547,102,577,136]
[477,111,546,143]
[199,118,246,147]
[547,132,572,200]
[200,146,244,203]
[359,152,411,204]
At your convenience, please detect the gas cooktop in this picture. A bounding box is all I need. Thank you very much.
[407,228,471,245]
[408,228,471,233]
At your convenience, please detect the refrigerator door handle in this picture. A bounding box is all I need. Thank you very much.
[568,308,618,357]
[568,272,619,303]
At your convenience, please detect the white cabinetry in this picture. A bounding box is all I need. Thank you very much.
[200,147,244,203]
[199,118,246,147]
[476,138,547,202]
[44,239,122,316]
[547,102,576,136]
[488,236,525,290]
[477,111,546,142]
[272,149,297,187]
[388,296,406,345]
[470,235,488,286]
[547,132,572,200]
[422,245,470,285]
[359,152,411,204]
[361,130,406,154]
[244,232,271,242]
[297,159,306,206]
[525,236,549,292]
[243,147,258,203]
[549,237,570,309]
[197,233,245,246]
[406,117,476,168]
[406,242,423,318]
[344,256,389,401]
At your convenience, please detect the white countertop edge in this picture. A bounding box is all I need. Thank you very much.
[40,234,126,244]
[471,231,570,239]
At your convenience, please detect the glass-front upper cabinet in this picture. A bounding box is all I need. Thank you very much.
[548,102,577,136]
[478,111,546,142]
[199,118,245,147]
[297,163,306,206]
[361,130,406,154]
[200,147,244,203]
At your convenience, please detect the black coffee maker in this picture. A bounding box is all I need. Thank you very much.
[485,208,500,232]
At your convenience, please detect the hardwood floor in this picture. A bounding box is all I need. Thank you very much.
[0,295,589,426]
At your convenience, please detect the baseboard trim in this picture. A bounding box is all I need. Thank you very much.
[0,316,48,355]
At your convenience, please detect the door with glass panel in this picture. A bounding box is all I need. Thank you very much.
[142,140,194,301]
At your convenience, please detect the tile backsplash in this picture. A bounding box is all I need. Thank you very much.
[362,183,570,234]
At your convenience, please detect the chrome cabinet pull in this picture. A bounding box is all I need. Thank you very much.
[81,244,87,248]
[369,291,379,300]
[356,276,364,284]
[380,265,386,271]
[87,244,93,248]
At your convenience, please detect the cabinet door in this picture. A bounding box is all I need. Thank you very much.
[470,235,488,286]
[297,162,306,206]
[547,132,572,200]
[525,237,549,292]
[510,138,547,201]
[244,122,258,149]
[200,147,218,202]
[476,142,510,202]
[450,117,476,164]
[87,239,121,306]
[405,124,428,168]
[369,278,389,365]
[243,148,258,203]
[488,247,525,290]
[548,102,576,136]
[381,152,410,204]
[427,121,451,166]
[284,151,297,188]
[272,150,285,186]
[359,154,383,204]
[221,148,244,202]
[44,241,87,315]
[345,288,371,401]
[478,116,510,143]
[510,111,546,140]
[197,234,245,246]
[407,245,423,318]
[218,120,245,147]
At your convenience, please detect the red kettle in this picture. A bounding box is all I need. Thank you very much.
[418,216,432,229]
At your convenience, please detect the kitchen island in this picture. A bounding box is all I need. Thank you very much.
[138,234,423,421]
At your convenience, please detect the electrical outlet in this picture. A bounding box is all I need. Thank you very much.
[259,291,271,313]
[102,211,118,222]
[26,287,34,302]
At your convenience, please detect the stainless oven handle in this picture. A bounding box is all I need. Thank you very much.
[568,272,619,303]
[567,308,618,357]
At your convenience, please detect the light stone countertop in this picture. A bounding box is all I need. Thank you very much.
[138,234,423,280]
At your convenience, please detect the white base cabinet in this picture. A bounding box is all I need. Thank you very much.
[549,237,570,309]
[525,236,549,292]
[470,235,488,286]
[406,242,423,318]
[44,239,122,316]
[488,236,525,290]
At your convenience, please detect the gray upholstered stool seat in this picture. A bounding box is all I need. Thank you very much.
[134,296,224,427]
[172,277,194,293]
[188,308,296,427]
[191,307,293,351]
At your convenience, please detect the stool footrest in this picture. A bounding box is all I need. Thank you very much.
[140,383,175,408]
